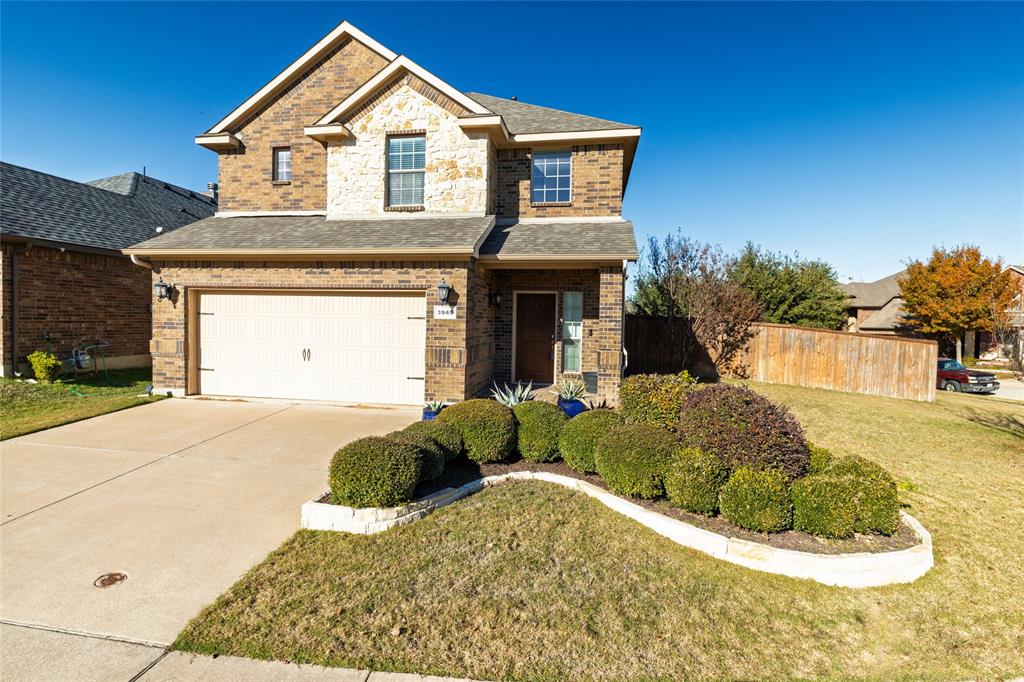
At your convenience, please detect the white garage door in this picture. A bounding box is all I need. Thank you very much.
[197,291,426,405]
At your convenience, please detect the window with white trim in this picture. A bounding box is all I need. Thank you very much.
[562,291,583,373]
[531,150,571,203]
[387,135,426,206]
[272,147,292,182]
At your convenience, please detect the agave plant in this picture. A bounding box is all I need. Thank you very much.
[557,378,587,402]
[491,381,534,406]
[424,400,446,413]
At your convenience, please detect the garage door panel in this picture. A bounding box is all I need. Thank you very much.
[198,292,426,405]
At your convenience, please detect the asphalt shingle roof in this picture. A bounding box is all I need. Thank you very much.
[479,220,637,260]
[125,215,496,254]
[466,93,638,135]
[840,271,905,308]
[1,163,215,252]
[860,297,905,331]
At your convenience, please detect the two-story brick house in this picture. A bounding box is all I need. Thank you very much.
[125,21,640,406]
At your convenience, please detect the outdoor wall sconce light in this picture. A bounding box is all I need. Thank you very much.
[437,277,452,305]
[488,292,502,307]
[153,277,176,302]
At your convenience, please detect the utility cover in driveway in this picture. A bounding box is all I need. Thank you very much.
[199,291,426,405]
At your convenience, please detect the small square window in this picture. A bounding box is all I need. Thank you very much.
[531,150,571,204]
[273,147,292,182]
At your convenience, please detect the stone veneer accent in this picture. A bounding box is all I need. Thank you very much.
[493,145,625,218]
[216,38,387,212]
[1,244,152,375]
[301,472,934,588]
[327,75,489,217]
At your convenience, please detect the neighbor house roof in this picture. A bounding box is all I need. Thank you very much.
[479,220,638,262]
[841,271,905,308]
[859,297,905,331]
[466,93,637,135]
[124,215,496,258]
[0,162,216,253]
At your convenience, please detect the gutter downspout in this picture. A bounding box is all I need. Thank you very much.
[10,242,33,376]
[130,254,154,269]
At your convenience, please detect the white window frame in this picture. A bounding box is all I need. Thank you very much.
[387,135,426,207]
[562,291,583,373]
[531,149,572,204]
[272,147,292,182]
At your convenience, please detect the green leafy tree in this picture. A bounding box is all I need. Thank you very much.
[732,244,848,329]
[899,245,1012,362]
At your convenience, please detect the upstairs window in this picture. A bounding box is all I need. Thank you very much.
[272,147,292,182]
[388,135,426,206]
[531,150,571,203]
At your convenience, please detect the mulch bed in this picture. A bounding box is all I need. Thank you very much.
[418,459,921,555]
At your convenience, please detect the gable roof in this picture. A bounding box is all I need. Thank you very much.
[124,215,495,258]
[466,93,637,135]
[841,271,905,308]
[1,162,216,253]
[205,21,397,135]
[859,296,905,331]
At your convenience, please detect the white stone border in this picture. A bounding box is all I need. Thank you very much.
[301,472,933,588]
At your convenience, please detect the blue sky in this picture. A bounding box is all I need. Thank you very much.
[2,1,1021,281]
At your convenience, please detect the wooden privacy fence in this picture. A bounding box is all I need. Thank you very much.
[624,316,939,401]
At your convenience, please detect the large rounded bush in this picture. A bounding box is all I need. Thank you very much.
[387,430,445,482]
[678,384,810,479]
[404,419,463,462]
[436,399,516,463]
[823,456,899,535]
[594,424,677,499]
[619,372,696,430]
[329,436,421,508]
[559,409,623,473]
[512,401,567,462]
[791,475,857,538]
[665,447,730,516]
[718,467,792,533]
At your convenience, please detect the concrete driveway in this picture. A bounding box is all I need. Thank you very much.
[0,399,417,679]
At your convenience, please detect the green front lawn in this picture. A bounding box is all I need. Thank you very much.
[0,368,165,440]
[173,384,1024,681]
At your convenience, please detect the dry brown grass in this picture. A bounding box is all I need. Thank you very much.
[174,383,1024,681]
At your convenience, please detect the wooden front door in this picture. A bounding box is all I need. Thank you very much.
[515,293,556,383]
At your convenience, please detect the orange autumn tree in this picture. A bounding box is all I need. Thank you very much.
[899,245,1013,362]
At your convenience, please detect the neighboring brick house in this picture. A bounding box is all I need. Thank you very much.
[124,20,640,406]
[841,271,907,335]
[0,163,216,376]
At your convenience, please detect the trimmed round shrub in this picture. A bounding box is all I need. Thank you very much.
[619,371,697,430]
[27,350,61,383]
[559,409,623,473]
[329,436,421,508]
[387,431,445,482]
[718,467,793,533]
[404,419,463,462]
[791,475,857,538]
[678,384,810,480]
[593,424,677,499]
[665,447,730,516]
[436,399,516,463]
[823,457,899,535]
[807,442,835,474]
[512,401,567,462]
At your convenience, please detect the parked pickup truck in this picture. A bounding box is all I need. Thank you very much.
[936,358,1000,394]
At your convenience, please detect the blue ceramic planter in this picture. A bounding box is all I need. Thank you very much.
[557,398,586,418]
[422,408,441,421]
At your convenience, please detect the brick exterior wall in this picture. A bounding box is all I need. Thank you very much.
[0,245,151,374]
[216,38,388,212]
[1,244,12,375]
[489,266,624,404]
[148,260,473,402]
[493,144,624,219]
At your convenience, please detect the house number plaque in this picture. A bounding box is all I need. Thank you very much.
[433,305,457,320]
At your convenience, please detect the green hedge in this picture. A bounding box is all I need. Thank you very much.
[559,409,623,474]
[436,399,516,463]
[329,436,421,508]
[665,447,730,516]
[807,443,835,474]
[594,424,677,499]
[387,430,445,482]
[512,401,567,462]
[619,372,696,430]
[404,419,463,462]
[791,475,857,538]
[718,467,792,533]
